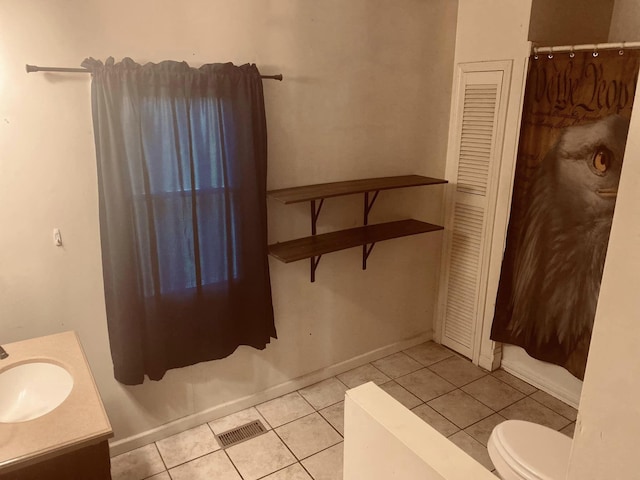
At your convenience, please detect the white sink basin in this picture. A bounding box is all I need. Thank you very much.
[0,361,74,423]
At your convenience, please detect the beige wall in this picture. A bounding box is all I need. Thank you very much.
[0,0,457,444]
[566,68,640,480]
[439,0,532,373]
[528,0,640,47]
[452,0,533,65]
[609,0,640,42]
[529,0,614,46]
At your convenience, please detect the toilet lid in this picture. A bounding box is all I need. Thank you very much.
[492,420,572,480]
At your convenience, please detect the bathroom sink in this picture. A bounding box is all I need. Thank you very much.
[0,361,73,423]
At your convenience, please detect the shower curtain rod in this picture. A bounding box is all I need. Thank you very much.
[533,41,640,54]
[25,64,283,81]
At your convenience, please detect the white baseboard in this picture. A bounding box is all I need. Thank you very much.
[109,331,432,457]
[500,351,582,409]
[478,352,500,372]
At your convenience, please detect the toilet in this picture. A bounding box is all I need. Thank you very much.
[487,420,572,480]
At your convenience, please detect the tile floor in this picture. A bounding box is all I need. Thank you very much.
[110,341,578,480]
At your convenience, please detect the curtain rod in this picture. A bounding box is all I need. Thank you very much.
[25,64,283,81]
[533,41,640,54]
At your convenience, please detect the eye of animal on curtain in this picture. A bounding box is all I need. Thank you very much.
[82,57,277,385]
[491,49,640,380]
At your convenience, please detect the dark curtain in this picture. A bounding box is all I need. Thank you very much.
[83,57,276,385]
[491,50,640,379]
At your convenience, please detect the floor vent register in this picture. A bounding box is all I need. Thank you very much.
[215,420,267,448]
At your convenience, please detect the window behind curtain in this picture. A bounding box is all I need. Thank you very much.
[133,96,242,296]
[84,57,276,385]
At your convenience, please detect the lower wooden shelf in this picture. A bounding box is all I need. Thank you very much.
[268,219,443,263]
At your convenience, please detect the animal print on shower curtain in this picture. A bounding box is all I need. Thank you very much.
[491,49,640,380]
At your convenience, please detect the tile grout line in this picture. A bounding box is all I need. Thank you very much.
[292,389,317,412]
[372,354,425,379]
[204,421,246,480]
[266,390,344,476]
[298,462,316,480]
[263,407,329,432]
[317,407,345,439]
[296,438,343,462]
[154,449,216,475]
[413,384,467,407]
[151,422,250,476]
[255,390,313,429]
[400,354,559,416]
[424,363,490,387]
[251,347,461,437]
[117,344,443,479]
[269,420,310,472]
[392,357,540,431]
[223,448,245,480]
[152,441,170,478]
[456,382,524,415]
[490,370,540,395]
[428,388,494,431]
[259,354,569,474]
[489,370,538,394]
[271,409,344,461]
[526,389,578,419]
[487,370,576,421]
[522,392,576,424]
[132,344,574,480]
[297,383,345,411]
[299,440,344,464]
[254,461,310,480]
[423,376,570,432]
[393,355,490,390]
[402,346,456,365]
[421,380,573,436]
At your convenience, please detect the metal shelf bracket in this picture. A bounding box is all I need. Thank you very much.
[362,190,380,270]
[364,191,380,225]
[310,199,324,235]
[310,199,325,282]
[310,255,322,282]
[362,243,376,270]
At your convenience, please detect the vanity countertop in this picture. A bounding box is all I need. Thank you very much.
[0,331,113,473]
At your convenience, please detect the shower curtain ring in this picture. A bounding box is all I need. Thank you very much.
[548,47,554,59]
[569,47,575,58]
[533,47,539,60]
[620,42,625,55]
[593,45,599,57]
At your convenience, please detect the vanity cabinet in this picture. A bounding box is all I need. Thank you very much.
[0,440,111,480]
[0,332,113,480]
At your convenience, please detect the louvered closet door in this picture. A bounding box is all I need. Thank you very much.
[438,64,511,359]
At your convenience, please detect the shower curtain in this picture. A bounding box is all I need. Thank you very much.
[491,49,640,380]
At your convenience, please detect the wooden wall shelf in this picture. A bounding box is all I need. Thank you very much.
[267,175,447,204]
[267,175,447,282]
[269,220,443,263]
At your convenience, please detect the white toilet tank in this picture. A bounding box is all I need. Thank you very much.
[488,420,572,480]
